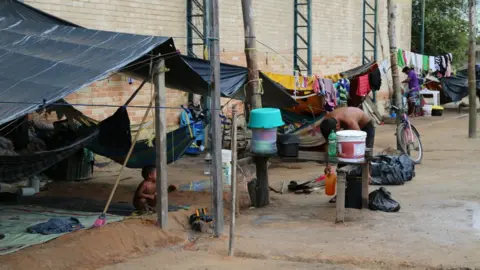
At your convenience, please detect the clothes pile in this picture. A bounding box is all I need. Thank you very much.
[27,217,84,235]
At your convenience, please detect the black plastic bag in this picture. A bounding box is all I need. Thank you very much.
[368,187,400,212]
[370,154,415,185]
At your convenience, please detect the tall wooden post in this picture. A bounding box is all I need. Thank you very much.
[387,0,403,138]
[154,58,168,228]
[241,0,269,207]
[209,0,224,236]
[228,104,238,256]
[468,0,477,138]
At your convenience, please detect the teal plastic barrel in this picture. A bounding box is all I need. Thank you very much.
[248,108,285,155]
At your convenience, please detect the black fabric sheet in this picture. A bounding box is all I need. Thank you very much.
[182,56,297,108]
[441,76,480,103]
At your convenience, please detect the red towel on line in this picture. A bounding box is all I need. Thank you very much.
[356,74,370,97]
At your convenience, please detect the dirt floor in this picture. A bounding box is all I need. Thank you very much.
[2,110,480,269]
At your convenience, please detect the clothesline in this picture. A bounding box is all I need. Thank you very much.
[396,48,453,78]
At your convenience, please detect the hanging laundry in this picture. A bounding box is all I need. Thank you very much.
[336,78,350,106]
[422,55,429,72]
[435,56,442,73]
[294,70,300,97]
[380,59,390,75]
[429,56,437,72]
[312,75,320,95]
[322,78,337,108]
[404,51,412,67]
[445,54,453,77]
[415,53,423,74]
[369,68,382,91]
[397,49,405,67]
[356,74,370,97]
[319,77,326,96]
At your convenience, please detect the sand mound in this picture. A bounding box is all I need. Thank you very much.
[1,215,189,270]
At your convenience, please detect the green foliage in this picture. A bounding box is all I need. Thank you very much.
[411,0,469,68]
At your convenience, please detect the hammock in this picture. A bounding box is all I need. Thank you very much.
[0,130,98,183]
[87,124,195,168]
[49,100,197,168]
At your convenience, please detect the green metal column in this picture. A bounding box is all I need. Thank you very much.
[362,0,378,64]
[293,0,312,75]
[362,0,378,102]
[186,0,207,58]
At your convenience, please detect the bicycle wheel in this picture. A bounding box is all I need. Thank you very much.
[396,123,423,164]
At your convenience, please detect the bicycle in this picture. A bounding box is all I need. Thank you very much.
[391,104,423,164]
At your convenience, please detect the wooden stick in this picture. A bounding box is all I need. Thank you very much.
[361,162,369,209]
[102,96,154,215]
[335,172,346,223]
[209,0,224,236]
[229,104,238,256]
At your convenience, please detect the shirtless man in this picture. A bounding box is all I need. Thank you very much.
[320,107,375,153]
[320,107,375,202]
[133,166,157,212]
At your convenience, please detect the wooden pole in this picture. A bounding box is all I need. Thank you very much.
[241,0,269,208]
[228,104,238,257]
[387,0,403,143]
[154,58,168,228]
[209,0,224,236]
[468,0,477,139]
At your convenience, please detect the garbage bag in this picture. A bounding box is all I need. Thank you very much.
[368,187,400,212]
[370,154,415,185]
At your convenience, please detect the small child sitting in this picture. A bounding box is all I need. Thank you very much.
[133,166,157,212]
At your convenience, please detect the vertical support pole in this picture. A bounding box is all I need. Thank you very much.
[228,105,238,257]
[361,162,369,209]
[307,0,312,76]
[373,0,378,62]
[387,0,403,135]
[293,0,298,74]
[154,59,168,228]
[420,0,425,55]
[242,0,268,207]
[468,0,477,138]
[335,172,346,223]
[362,0,367,64]
[186,0,194,57]
[209,0,224,236]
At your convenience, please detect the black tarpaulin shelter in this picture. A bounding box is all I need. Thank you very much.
[181,56,297,107]
[0,0,296,127]
[440,66,480,103]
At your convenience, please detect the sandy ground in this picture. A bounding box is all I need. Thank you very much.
[2,110,480,269]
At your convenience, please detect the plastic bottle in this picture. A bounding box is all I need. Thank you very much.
[324,172,337,196]
[328,130,337,158]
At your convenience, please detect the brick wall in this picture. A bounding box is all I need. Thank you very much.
[25,0,412,125]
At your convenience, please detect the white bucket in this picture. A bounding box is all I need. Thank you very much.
[336,130,367,163]
[221,149,232,186]
[422,105,432,116]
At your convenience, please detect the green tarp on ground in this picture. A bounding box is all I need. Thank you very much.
[0,205,124,255]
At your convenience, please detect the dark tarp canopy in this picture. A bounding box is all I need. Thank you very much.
[0,0,296,127]
[441,66,480,103]
[181,56,297,108]
[0,15,189,125]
